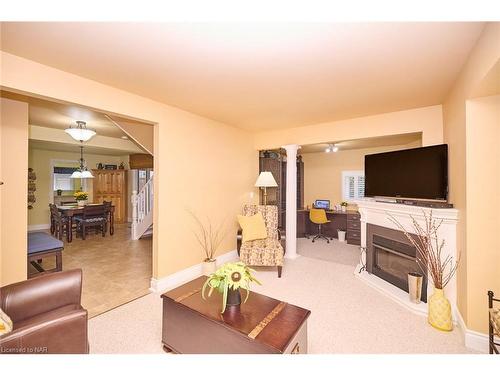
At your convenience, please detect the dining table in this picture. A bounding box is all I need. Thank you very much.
[57,203,115,242]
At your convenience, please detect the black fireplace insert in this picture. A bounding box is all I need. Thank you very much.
[366,224,427,302]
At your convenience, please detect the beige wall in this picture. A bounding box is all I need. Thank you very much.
[302,141,421,207]
[28,147,130,227]
[0,51,257,285]
[465,95,500,333]
[442,22,500,333]
[254,105,443,150]
[0,98,29,285]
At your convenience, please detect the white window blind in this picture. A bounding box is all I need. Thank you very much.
[342,171,365,201]
[54,173,72,191]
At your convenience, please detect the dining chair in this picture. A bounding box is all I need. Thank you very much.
[49,204,70,240]
[49,203,56,235]
[74,205,108,240]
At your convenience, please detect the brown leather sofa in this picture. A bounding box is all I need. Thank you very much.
[0,269,89,354]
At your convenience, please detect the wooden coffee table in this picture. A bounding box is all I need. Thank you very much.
[161,276,311,354]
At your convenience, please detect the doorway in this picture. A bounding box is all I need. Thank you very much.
[2,90,156,318]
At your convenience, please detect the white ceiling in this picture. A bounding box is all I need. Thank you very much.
[299,132,422,154]
[0,22,485,131]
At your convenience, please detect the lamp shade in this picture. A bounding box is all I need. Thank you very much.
[65,121,96,142]
[81,170,94,178]
[255,171,278,187]
[65,127,96,142]
[70,170,83,179]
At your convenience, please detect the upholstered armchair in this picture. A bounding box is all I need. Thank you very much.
[0,269,89,354]
[237,205,285,277]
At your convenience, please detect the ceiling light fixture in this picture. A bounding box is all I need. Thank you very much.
[65,120,96,142]
[70,145,94,179]
[325,144,339,153]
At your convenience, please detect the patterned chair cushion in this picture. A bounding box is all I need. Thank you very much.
[75,217,106,223]
[239,205,284,267]
[490,308,500,337]
[240,237,284,267]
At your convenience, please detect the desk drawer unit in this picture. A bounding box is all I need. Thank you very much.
[347,212,361,245]
[347,220,360,231]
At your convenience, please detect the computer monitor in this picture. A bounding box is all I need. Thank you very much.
[314,199,330,210]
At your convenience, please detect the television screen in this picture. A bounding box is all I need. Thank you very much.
[364,144,448,201]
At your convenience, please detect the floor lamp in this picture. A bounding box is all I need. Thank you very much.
[255,171,278,206]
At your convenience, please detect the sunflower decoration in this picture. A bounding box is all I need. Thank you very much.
[202,262,261,313]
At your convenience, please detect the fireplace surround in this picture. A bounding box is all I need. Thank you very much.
[354,199,458,318]
[366,224,428,302]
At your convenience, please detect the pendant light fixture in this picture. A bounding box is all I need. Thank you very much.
[65,120,96,142]
[71,144,94,179]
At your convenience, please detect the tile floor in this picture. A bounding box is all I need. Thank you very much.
[30,223,152,318]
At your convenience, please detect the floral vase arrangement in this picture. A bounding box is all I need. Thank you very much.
[74,191,89,207]
[189,210,227,275]
[390,210,460,331]
[202,262,261,313]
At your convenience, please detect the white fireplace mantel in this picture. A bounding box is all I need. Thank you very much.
[353,198,459,319]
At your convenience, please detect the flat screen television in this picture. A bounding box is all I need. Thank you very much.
[364,144,448,201]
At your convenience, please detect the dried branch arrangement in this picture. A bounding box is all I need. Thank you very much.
[188,210,227,261]
[389,210,460,289]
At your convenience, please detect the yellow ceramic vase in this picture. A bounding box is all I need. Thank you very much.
[428,288,453,331]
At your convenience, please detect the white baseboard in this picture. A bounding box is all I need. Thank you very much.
[456,309,489,353]
[149,250,239,293]
[28,223,51,232]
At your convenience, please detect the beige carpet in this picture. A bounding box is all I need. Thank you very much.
[297,237,360,266]
[88,240,475,354]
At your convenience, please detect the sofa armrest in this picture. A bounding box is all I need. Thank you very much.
[0,307,88,354]
[0,269,83,324]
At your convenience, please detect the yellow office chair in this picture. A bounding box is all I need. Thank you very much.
[309,208,332,243]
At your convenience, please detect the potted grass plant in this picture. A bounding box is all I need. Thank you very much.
[389,210,460,331]
[189,211,227,275]
[202,262,261,313]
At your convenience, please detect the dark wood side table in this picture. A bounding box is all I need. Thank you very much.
[161,276,311,354]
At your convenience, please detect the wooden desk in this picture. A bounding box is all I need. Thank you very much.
[297,209,361,245]
[57,204,115,242]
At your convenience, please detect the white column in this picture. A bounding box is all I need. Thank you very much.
[283,144,299,259]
